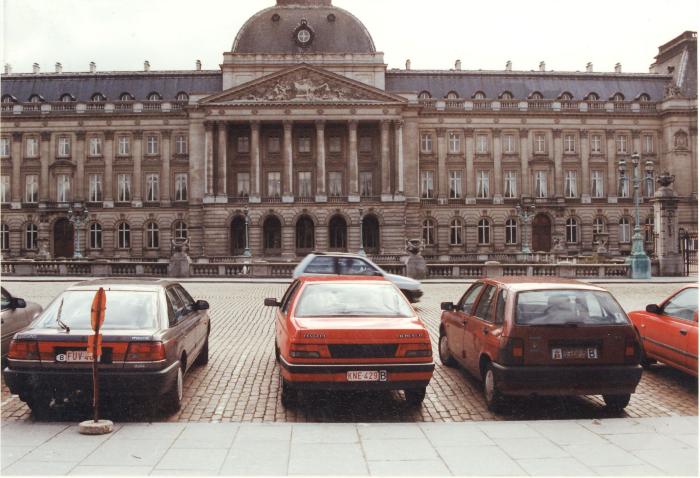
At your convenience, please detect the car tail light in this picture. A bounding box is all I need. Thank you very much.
[624,337,640,364]
[289,343,325,359]
[8,340,40,361]
[290,350,321,358]
[125,342,165,362]
[500,337,524,365]
[399,344,432,357]
[405,349,432,357]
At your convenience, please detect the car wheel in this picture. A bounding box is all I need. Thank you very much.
[640,350,656,369]
[281,380,298,408]
[164,361,184,413]
[274,341,280,363]
[438,331,457,367]
[603,394,631,411]
[404,387,426,406]
[194,336,209,366]
[483,363,504,413]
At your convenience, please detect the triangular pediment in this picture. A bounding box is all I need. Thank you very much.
[201,64,406,105]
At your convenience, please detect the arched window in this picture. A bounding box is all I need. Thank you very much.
[147,92,162,101]
[296,215,315,251]
[422,219,436,246]
[611,92,625,102]
[418,91,431,100]
[644,216,654,243]
[529,91,543,100]
[1,95,16,104]
[25,223,38,250]
[60,94,74,102]
[176,92,189,102]
[119,92,133,101]
[619,217,631,243]
[500,91,513,100]
[505,218,518,245]
[473,91,486,100]
[328,215,347,251]
[174,220,188,240]
[29,95,42,103]
[91,93,106,102]
[362,214,380,254]
[593,216,607,235]
[446,91,459,99]
[559,92,573,100]
[146,222,159,249]
[263,216,282,253]
[585,92,600,101]
[477,219,491,245]
[1,223,9,250]
[638,93,651,102]
[230,216,246,255]
[566,218,579,243]
[450,218,463,246]
[89,223,102,249]
[117,222,130,249]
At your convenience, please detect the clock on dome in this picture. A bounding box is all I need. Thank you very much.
[297,28,311,44]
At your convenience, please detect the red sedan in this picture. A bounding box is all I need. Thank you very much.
[628,285,698,376]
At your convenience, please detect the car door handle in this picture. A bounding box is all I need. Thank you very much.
[482,327,489,335]
[680,329,688,336]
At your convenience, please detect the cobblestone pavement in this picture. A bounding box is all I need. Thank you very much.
[1,281,697,423]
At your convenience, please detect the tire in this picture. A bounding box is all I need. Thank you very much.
[274,341,280,363]
[640,350,656,369]
[404,387,427,406]
[603,394,631,411]
[438,331,457,367]
[194,336,209,366]
[483,363,505,413]
[280,380,298,408]
[163,361,184,413]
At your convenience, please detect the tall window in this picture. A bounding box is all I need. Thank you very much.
[118,136,130,156]
[117,174,132,202]
[477,219,491,244]
[591,134,602,153]
[298,171,313,198]
[117,222,130,249]
[535,171,548,198]
[146,135,159,155]
[359,172,372,197]
[505,218,517,245]
[420,133,433,153]
[359,136,372,153]
[0,137,9,157]
[644,217,655,243]
[422,219,436,246]
[616,135,628,154]
[643,134,654,154]
[1,223,9,250]
[644,170,655,197]
[89,137,102,157]
[564,170,578,198]
[25,223,38,250]
[26,137,38,157]
[502,134,515,154]
[448,132,460,153]
[146,222,159,249]
[175,174,188,201]
[174,221,188,240]
[58,136,71,157]
[237,173,250,197]
[237,136,250,153]
[146,174,159,202]
[591,170,604,198]
[88,174,103,202]
[268,136,280,153]
[534,133,546,154]
[0,176,9,203]
[449,170,462,199]
[566,218,578,243]
[420,171,434,199]
[298,135,312,153]
[328,136,342,153]
[25,175,38,203]
[619,217,631,243]
[56,174,71,202]
[477,171,490,198]
[619,173,630,198]
[450,218,463,245]
[593,217,606,235]
[476,134,489,154]
[175,134,188,155]
[328,172,342,197]
[89,223,102,249]
[564,134,576,153]
[267,172,281,197]
[504,171,517,199]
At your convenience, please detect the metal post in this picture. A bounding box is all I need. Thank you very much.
[358,208,366,256]
[620,153,651,279]
[243,208,252,257]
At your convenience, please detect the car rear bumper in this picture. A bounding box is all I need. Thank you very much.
[491,363,643,396]
[279,357,434,390]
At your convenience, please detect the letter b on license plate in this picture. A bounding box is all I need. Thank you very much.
[347,370,388,382]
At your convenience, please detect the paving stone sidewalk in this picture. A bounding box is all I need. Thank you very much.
[1,417,697,476]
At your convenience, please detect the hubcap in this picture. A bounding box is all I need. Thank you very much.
[176,367,183,401]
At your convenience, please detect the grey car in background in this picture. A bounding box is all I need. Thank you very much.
[1,287,42,362]
[292,253,424,302]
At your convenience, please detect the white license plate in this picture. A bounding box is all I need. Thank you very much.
[346,370,388,382]
[56,350,94,363]
[551,347,598,360]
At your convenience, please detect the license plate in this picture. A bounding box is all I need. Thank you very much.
[551,347,598,360]
[346,370,388,382]
[56,350,94,363]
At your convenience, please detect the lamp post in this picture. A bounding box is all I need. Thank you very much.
[515,203,536,254]
[618,152,652,279]
[358,208,366,256]
[243,207,252,257]
[67,204,89,259]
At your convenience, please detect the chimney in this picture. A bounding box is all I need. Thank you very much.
[586,62,593,72]
[32,62,40,74]
[455,59,462,70]
[55,62,63,74]
[4,64,11,74]
[144,60,151,72]
[539,61,546,72]
[614,62,622,73]
[196,59,202,71]
[89,61,96,73]
[505,60,512,71]
[405,59,411,70]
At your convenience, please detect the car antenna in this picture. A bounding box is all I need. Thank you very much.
[56,298,70,333]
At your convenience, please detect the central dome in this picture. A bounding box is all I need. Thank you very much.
[232,0,376,54]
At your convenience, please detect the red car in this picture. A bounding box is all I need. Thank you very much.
[265,276,434,407]
[628,285,698,376]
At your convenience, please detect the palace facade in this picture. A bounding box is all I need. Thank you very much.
[0,0,697,261]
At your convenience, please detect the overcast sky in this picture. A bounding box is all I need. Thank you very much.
[2,0,698,74]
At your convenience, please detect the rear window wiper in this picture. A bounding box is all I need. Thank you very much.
[56,298,70,333]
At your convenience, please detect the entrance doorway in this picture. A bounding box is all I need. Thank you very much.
[532,214,552,252]
[230,216,246,255]
[328,215,347,251]
[53,218,74,258]
[362,214,380,254]
[263,216,282,255]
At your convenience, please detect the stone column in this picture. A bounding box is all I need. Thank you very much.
[217,122,228,199]
[132,131,143,206]
[436,128,447,200]
[652,175,683,275]
[380,120,392,201]
[464,128,475,202]
[315,120,327,202]
[348,120,359,201]
[39,132,51,203]
[103,131,114,206]
[519,129,530,197]
[10,132,22,206]
[75,131,86,201]
[606,130,617,201]
[283,120,294,202]
[394,120,404,197]
[250,121,261,202]
[204,122,214,198]
[553,129,563,198]
[580,129,590,203]
[493,129,503,204]
[188,121,205,205]
[161,130,171,205]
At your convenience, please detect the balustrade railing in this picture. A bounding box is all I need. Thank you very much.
[500,100,519,110]
[528,100,552,111]
[472,100,492,111]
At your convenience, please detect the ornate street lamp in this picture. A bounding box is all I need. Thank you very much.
[515,203,536,254]
[243,207,252,257]
[358,208,366,256]
[618,152,652,279]
[67,204,89,259]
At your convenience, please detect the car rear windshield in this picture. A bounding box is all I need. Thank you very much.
[294,283,414,318]
[35,290,159,330]
[515,289,629,326]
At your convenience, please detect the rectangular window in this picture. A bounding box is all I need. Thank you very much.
[619,173,630,198]
[88,137,102,157]
[591,134,602,154]
[564,170,578,198]
[146,135,159,155]
[420,133,433,153]
[328,172,343,196]
[58,136,71,157]
[237,173,250,197]
[449,170,462,199]
[564,134,576,153]
[0,137,9,157]
[643,134,654,154]
[591,170,604,198]
[237,136,250,153]
[359,136,372,153]
[26,137,38,157]
[118,136,130,156]
[117,174,132,202]
[298,136,312,153]
[535,171,548,198]
[420,171,434,199]
[56,174,71,202]
[298,171,313,197]
[175,134,188,155]
[267,172,281,197]
[476,134,489,154]
[146,174,159,202]
[0,175,9,203]
[616,135,628,154]
[477,171,490,198]
[359,172,373,197]
[502,134,515,154]
[644,170,655,197]
[88,174,103,202]
[25,175,38,203]
[448,132,461,154]
[175,174,188,201]
[328,136,342,153]
[534,133,546,154]
[268,136,280,153]
[504,171,517,198]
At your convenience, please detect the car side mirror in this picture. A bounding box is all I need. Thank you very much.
[264,298,281,307]
[194,300,209,311]
[440,302,456,311]
[645,304,661,314]
[11,298,26,309]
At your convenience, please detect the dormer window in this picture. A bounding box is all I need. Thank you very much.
[500,91,513,100]
[418,91,432,100]
[29,95,42,103]
[638,93,651,102]
[60,94,74,102]
[2,95,16,104]
[585,92,600,101]
[611,93,625,102]
[446,91,459,100]
[473,91,486,100]
[176,92,189,102]
[91,93,106,102]
[529,91,543,100]
[147,92,162,101]
[119,93,134,101]
[559,92,573,101]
